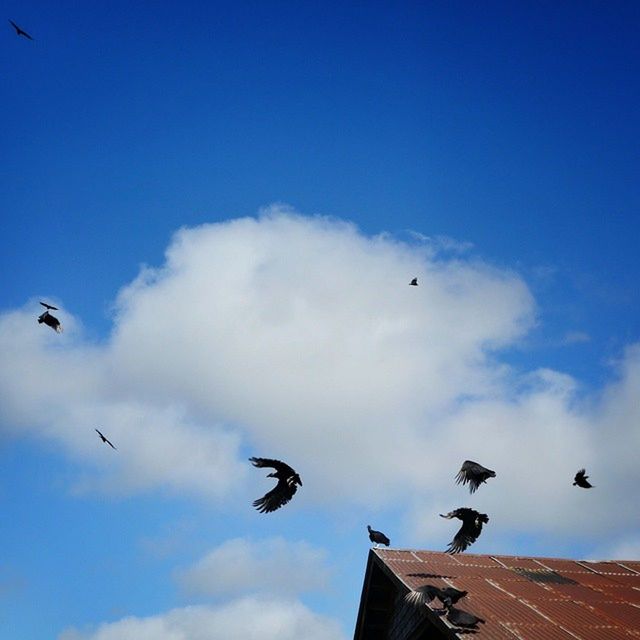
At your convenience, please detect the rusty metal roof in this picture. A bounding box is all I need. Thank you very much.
[370,548,640,639]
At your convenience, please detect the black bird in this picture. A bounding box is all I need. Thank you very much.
[573,468,593,488]
[95,428,117,450]
[440,508,489,554]
[405,584,467,608]
[9,20,33,40]
[37,302,63,333]
[367,525,390,547]
[249,457,302,513]
[455,460,496,494]
[409,277,418,286]
[446,605,485,629]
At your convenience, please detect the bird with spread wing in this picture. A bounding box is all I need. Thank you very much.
[37,302,63,333]
[95,429,117,450]
[573,468,594,488]
[9,20,33,40]
[440,508,489,554]
[249,457,302,513]
[455,460,496,494]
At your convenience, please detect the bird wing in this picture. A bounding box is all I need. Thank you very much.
[446,513,483,554]
[252,477,298,513]
[249,457,297,478]
[404,584,440,606]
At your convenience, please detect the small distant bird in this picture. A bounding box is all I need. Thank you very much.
[9,20,33,40]
[95,429,117,450]
[440,508,489,554]
[446,605,485,629]
[37,302,63,333]
[409,277,418,286]
[367,525,390,547]
[249,457,302,513]
[405,584,467,608]
[573,468,593,488]
[455,460,496,494]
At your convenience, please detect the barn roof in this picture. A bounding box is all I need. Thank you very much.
[354,548,640,639]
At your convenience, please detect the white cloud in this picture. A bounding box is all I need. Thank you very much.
[0,207,638,547]
[58,597,346,640]
[176,537,330,597]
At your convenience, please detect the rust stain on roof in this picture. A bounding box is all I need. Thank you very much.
[373,548,640,639]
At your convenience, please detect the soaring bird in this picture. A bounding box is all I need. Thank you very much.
[367,525,390,547]
[455,460,496,494]
[95,429,117,450]
[37,302,62,333]
[9,20,33,40]
[440,508,489,554]
[405,584,467,608]
[573,468,593,488]
[409,277,418,286]
[446,605,485,629]
[249,457,302,513]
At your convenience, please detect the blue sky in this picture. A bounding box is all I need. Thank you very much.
[1,2,639,638]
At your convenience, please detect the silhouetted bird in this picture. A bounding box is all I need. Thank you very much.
[37,302,62,333]
[9,20,33,40]
[455,460,496,494]
[446,604,485,629]
[95,429,117,450]
[440,508,489,554]
[405,584,467,607]
[367,525,390,547]
[573,468,593,488]
[409,277,418,286]
[249,457,302,513]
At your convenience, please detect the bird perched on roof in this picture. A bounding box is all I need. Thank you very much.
[367,525,390,547]
[446,604,485,629]
[37,302,63,333]
[95,429,117,450]
[405,584,467,608]
[573,468,594,488]
[455,460,496,494]
[249,457,302,513]
[9,19,33,40]
[409,277,418,286]
[440,508,489,554]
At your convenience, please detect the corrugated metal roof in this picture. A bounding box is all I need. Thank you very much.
[372,549,640,639]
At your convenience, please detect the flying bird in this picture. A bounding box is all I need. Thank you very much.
[573,468,593,488]
[95,428,117,450]
[367,525,390,547]
[409,277,418,286]
[249,457,302,513]
[455,460,496,494]
[37,302,63,333]
[446,604,485,629]
[9,20,33,40]
[440,508,489,554]
[405,584,467,608]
